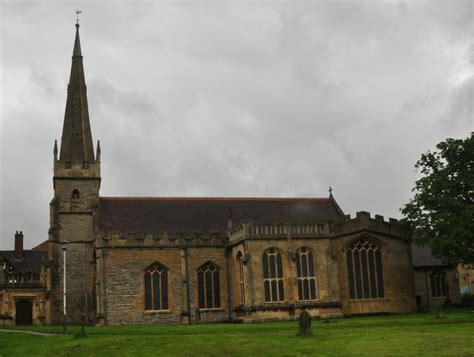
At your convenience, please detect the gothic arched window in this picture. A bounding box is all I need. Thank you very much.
[197,262,221,309]
[262,248,284,302]
[296,247,317,301]
[430,270,447,297]
[144,262,169,311]
[346,238,384,300]
[236,252,246,304]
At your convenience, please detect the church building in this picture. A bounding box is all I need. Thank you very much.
[9,24,419,325]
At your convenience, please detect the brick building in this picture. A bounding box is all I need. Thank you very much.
[34,23,419,325]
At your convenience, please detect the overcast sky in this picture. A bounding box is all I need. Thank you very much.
[0,1,472,250]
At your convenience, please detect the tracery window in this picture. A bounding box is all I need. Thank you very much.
[236,252,246,304]
[144,262,169,311]
[346,238,384,299]
[296,247,317,301]
[430,270,447,297]
[197,262,221,309]
[262,248,284,302]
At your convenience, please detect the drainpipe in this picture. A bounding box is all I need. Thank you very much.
[225,246,232,321]
[184,247,192,324]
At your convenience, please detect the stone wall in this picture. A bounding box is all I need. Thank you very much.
[414,267,462,308]
[101,246,230,325]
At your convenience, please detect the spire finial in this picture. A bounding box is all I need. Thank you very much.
[75,9,82,28]
[329,186,333,197]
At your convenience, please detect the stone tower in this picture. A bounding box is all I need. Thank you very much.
[48,23,100,324]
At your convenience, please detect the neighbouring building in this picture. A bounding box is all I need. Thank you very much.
[9,23,421,326]
[411,245,462,308]
[0,232,48,325]
[458,264,474,296]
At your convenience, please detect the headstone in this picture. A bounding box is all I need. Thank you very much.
[298,310,312,336]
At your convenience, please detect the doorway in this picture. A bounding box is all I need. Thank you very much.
[15,299,33,325]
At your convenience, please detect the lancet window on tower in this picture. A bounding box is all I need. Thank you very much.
[70,189,80,210]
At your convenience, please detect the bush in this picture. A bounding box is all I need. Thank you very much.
[461,293,474,307]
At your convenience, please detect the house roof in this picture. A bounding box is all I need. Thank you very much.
[411,245,446,267]
[0,250,47,275]
[32,241,48,252]
[99,196,344,236]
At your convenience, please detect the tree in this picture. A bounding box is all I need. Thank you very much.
[401,133,474,264]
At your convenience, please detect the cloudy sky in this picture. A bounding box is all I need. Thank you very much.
[0,1,472,250]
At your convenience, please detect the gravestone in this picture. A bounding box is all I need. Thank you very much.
[298,310,312,336]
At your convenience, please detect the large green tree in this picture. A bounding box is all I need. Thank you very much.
[401,133,474,264]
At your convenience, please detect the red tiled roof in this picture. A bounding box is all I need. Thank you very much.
[32,241,48,252]
[99,196,343,236]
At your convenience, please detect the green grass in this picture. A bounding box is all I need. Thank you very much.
[1,309,474,356]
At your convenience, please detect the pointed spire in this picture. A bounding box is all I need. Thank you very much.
[54,140,58,161]
[59,22,95,162]
[73,23,82,58]
[96,140,101,162]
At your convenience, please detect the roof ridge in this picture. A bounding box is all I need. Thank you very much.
[99,196,331,202]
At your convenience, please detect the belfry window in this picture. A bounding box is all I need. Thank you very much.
[430,270,447,297]
[197,262,221,309]
[346,238,384,300]
[71,189,80,210]
[236,252,246,304]
[144,262,169,311]
[296,247,317,301]
[262,248,284,302]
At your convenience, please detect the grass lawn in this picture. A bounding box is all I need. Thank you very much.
[1,308,474,356]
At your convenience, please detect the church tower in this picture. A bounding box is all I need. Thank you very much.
[48,22,100,324]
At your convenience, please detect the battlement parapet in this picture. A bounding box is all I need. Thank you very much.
[333,211,400,237]
[228,221,330,243]
[54,160,100,178]
[97,230,227,248]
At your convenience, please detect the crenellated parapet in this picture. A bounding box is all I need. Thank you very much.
[333,211,400,237]
[228,212,401,243]
[228,221,330,243]
[97,230,227,249]
[53,160,100,179]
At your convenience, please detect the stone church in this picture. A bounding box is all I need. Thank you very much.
[3,24,418,325]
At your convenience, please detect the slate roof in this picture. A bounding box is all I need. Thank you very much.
[0,250,47,275]
[411,245,446,267]
[99,196,344,236]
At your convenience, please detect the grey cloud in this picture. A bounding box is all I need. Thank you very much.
[1,1,472,249]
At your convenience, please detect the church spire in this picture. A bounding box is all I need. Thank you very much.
[59,22,95,162]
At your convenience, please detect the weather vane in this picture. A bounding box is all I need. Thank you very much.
[329,186,333,195]
[75,9,82,25]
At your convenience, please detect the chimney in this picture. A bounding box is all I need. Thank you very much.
[14,231,24,260]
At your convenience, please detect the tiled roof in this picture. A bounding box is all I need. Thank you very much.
[99,196,344,236]
[411,245,446,267]
[32,241,48,252]
[0,250,47,275]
